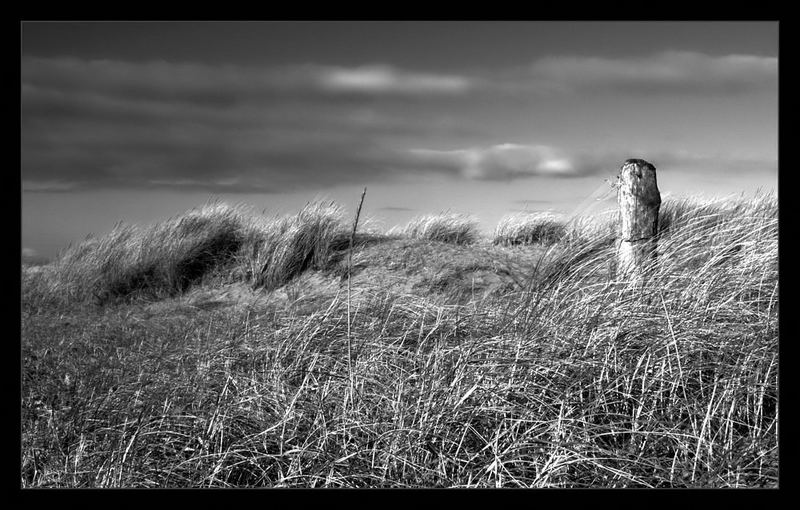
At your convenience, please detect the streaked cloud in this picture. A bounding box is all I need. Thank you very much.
[21,52,776,194]
[21,56,481,193]
[21,57,475,104]
[407,143,778,184]
[409,144,577,180]
[22,180,79,192]
[318,65,473,95]
[645,149,778,175]
[526,51,777,94]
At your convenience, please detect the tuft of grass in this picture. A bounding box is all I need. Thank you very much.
[23,201,354,306]
[561,210,618,247]
[493,212,566,246]
[404,213,480,245]
[37,202,247,306]
[658,192,776,237]
[238,201,348,290]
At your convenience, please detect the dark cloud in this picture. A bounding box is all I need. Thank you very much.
[21,53,776,194]
[22,57,476,107]
[21,56,484,193]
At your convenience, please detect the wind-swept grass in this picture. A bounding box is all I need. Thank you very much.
[404,213,479,245]
[23,201,353,307]
[21,191,778,487]
[658,192,777,237]
[561,210,618,247]
[493,212,566,246]
[29,203,247,306]
[237,201,349,290]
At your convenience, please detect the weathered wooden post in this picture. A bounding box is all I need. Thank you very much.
[617,158,661,281]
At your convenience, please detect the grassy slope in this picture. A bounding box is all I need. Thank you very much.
[20,193,778,488]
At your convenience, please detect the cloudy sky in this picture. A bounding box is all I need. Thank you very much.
[21,21,778,262]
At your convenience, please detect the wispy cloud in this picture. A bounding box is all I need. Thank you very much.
[645,149,778,175]
[22,57,475,104]
[408,143,777,183]
[22,180,79,192]
[318,65,473,95]
[409,144,577,180]
[525,51,777,95]
[21,53,776,194]
[21,56,481,193]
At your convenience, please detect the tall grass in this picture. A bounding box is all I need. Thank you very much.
[658,192,776,236]
[493,212,566,246]
[24,201,351,306]
[237,201,348,290]
[404,213,479,245]
[561,210,618,247]
[21,192,778,487]
[32,203,247,306]
[512,192,779,487]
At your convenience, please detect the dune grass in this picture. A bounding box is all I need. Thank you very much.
[404,212,480,245]
[237,201,349,290]
[20,192,778,487]
[24,201,354,307]
[561,210,618,247]
[493,212,566,246]
[26,203,247,307]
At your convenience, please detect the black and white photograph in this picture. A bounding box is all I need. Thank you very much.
[20,20,778,488]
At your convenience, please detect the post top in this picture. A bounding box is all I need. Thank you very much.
[623,158,655,170]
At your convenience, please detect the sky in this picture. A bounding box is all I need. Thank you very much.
[21,21,778,262]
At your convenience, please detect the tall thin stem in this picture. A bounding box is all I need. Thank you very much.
[347,187,367,403]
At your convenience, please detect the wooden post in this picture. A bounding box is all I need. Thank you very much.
[617,158,661,280]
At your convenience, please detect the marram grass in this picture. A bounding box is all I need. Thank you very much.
[21,191,777,487]
[25,201,351,306]
[33,202,247,305]
[237,201,349,290]
[493,212,566,246]
[404,212,480,245]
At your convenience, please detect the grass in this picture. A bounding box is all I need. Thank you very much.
[32,202,248,305]
[23,201,350,307]
[403,212,480,245]
[20,191,778,487]
[236,201,349,290]
[494,212,566,246]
